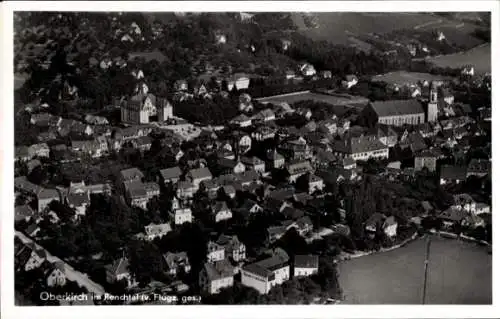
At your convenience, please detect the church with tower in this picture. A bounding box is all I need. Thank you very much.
[120,93,173,124]
[361,83,440,127]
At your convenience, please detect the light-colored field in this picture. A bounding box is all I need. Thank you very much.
[258,92,369,107]
[337,236,492,304]
[14,73,28,90]
[371,71,453,86]
[424,44,491,74]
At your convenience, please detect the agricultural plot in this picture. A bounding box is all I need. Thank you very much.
[338,236,492,304]
[424,44,491,74]
[371,71,453,86]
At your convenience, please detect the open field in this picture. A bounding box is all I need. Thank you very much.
[337,236,492,304]
[371,71,453,86]
[423,43,491,74]
[257,91,369,107]
[291,13,482,46]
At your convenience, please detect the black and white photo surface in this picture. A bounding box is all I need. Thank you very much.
[3,2,497,317]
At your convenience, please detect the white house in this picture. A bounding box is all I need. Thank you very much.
[294,255,319,277]
[383,216,398,238]
[171,208,193,225]
[212,201,233,222]
[241,251,290,294]
[299,63,316,77]
[230,114,252,128]
[342,75,358,89]
[207,241,225,263]
[140,223,172,241]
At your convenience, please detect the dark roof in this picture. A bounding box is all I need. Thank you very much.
[440,165,467,181]
[332,135,387,154]
[159,166,182,181]
[203,259,234,281]
[38,188,59,200]
[370,100,424,117]
[188,167,212,180]
[294,255,319,269]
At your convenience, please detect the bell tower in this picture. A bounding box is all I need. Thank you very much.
[427,88,438,123]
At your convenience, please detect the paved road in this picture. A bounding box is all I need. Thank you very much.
[15,231,106,296]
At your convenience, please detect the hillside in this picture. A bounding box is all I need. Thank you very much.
[290,12,488,50]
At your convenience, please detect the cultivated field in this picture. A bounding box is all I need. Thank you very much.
[337,236,492,304]
[424,44,491,74]
[258,91,369,107]
[371,71,453,86]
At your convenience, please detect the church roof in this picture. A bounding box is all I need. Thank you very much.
[370,100,424,117]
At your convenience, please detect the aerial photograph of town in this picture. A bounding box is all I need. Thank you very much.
[11,9,492,307]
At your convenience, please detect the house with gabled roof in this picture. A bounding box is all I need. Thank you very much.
[162,252,191,277]
[199,259,234,295]
[105,257,137,289]
[15,242,47,272]
[159,166,183,184]
[294,255,319,277]
[230,114,252,128]
[216,234,246,262]
[211,201,232,223]
[186,167,212,190]
[241,250,290,294]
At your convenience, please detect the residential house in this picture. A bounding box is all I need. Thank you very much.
[227,73,250,91]
[216,234,246,262]
[187,167,212,190]
[105,257,137,289]
[331,135,389,161]
[84,114,109,125]
[438,207,469,227]
[211,201,233,222]
[217,158,246,175]
[30,113,53,126]
[15,146,33,162]
[467,159,490,178]
[176,181,196,200]
[307,174,324,194]
[376,126,398,147]
[287,160,313,183]
[365,213,386,234]
[15,243,46,272]
[440,165,467,185]
[383,216,398,238]
[414,150,438,172]
[266,149,285,169]
[37,188,60,212]
[171,207,193,225]
[207,241,225,263]
[398,131,427,154]
[15,205,35,223]
[159,166,183,184]
[199,259,234,295]
[267,225,288,243]
[119,167,144,187]
[124,181,149,208]
[241,156,266,173]
[65,192,90,218]
[252,125,276,141]
[131,136,152,152]
[28,143,50,158]
[294,255,319,277]
[230,114,252,128]
[40,261,67,287]
[299,63,316,77]
[241,251,290,294]
[342,75,358,89]
[319,70,332,79]
[162,252,191,277]
[252,109,276,123]
[139,223,172,241]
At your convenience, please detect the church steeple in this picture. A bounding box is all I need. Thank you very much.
[427,86,438,123]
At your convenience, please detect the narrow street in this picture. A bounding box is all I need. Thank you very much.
[15,231,106,296]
